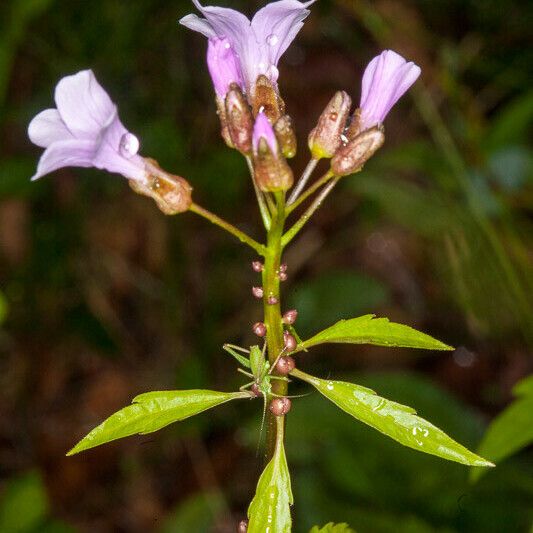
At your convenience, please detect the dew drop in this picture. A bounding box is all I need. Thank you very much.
[329,112,338,121]
[119,133,140,158]
[267,34,279,46]
[326,381,334,391]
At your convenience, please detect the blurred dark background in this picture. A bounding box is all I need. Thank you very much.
[0,0,532,531]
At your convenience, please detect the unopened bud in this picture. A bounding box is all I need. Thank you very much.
[308,91,352,159]
[282,309,298,324]
[279,264,288,273]
[283,331,297,352]
[225,84,254,154]
[215,97,234,148]
[130,159,192,214]
[252,261,263,272]
[274,115,297,159]
[275,356,295,375]
[331,125,385,176]
[279,272,288,282]
[250,383,262,397]
[269,397,291,416]
[252,322,267,337]
[267,295,279,305]
[237,519,249,533]
[346,108,362,141]
[251,75,285,123]
[252,286,264,299]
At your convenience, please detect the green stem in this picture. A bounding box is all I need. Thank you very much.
[246,156,272,231]
[285,170,335,215]
[287,158,319,205]
[189,203,266,256]
[262,191,288,461]
[282,176,341,248]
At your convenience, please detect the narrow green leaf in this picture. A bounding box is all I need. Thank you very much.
[472,373,533,482]
[292,370,493,467]
[67,390,249,455]
[248,438,293,533]
[309,523,356,533]
[295,315,452,352]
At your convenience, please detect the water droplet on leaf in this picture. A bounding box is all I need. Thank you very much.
[119,133,140,158]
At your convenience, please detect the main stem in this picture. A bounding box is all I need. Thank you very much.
[262,191,287,461]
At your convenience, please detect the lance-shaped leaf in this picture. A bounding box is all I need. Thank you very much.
[67,390,249,455]
[291,369,493,467]
[248,436,293,533]
[294,314,452,352]
[310,523,356,533]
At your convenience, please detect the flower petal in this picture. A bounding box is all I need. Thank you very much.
[251,0,316,68]
[179,13,218,39]
[28,109,73,148]
[31,139,96,181]
[54,70,117,139]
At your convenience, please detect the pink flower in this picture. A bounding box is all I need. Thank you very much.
[180,0,316,94]
[359,50,421,131]
[207,37,245,97]
[252,112,278,155]
[28,70,147,183]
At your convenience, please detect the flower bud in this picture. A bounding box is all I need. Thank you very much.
[283,331,297,352]
[215,97,234,149]
[346,108,362,141]
[252,286,264,299]
[308,91,352,159]
[274,115,297,159]
[251,384,262,397]
[331,125,385,177]
[282,309,298,325]
[225,84,254,154]
[275,356,295,375]
[269,397,291,416]
[252,113,294,192]
[267,295,279,305]
[252,322,267,337]
[252,261,263,272]
[129,159,192,214]
[251,75,285,123]
[237,519,249,533]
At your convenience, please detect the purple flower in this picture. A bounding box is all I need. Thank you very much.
[359,50,421,131]
[207,37,244,97]
[253,112,278,154]
[180,0,316,93]
[28,69,147,183]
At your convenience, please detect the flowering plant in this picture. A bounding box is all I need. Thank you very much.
[28,1,493,531]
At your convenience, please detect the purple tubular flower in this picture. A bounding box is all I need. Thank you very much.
[253,112,278,154]
[28,70,147,183]
[359,50,421,131]
[207,38,244,97]
[180,0,316,93]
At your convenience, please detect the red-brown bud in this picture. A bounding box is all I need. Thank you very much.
[346,108,362,141]
[252,286,264,299]
[267,295,279,305]
[130,159,192,215]
[275,356,295,375]
[252,322,267,337]
[274,115,297,159]
[331,125,385,176]
[251,75,285,123]
[269,397,291,416]
[308,91,352,159]
[279,272,288,282]
[250,384,262,397]
[237,519,249,533]
[279,264,288,273]
[283,331,297,352]
[282,309,298,325]
[253,137,294,192]
[225,84,254,154]
[252,261,263,272]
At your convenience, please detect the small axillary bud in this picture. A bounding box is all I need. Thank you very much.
[331,125,385,177]
[129,159,192,214]
[252,322,267,337]
[251,75,285,123]
[225,83,254,154]
[308,91,352,159]
[275,356,295,375]
[252,286,264,299]
[269,397,291,416]
[283,331,297,352]
[237,519,249,533]
[274,115,297,159]
[282,309,298,325]
[252,113,294,192]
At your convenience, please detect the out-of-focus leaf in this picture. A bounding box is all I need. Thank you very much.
[0,472,48,533]
[488,146,532,190]
[291,370,493,467]
[159,492,224,533]
[0,291,7,324]
[294,315,452,353]
[309,523,356,532]
[67,390,249,455]
[0,158,38,198]
[248,437,293,533]
[288,271,389,336]
[472,373,533,481]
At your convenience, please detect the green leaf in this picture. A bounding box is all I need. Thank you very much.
[248,438,293,533]
[472,374,533,482]
[67,390,249,455]
[309,523,356,533]
[291,370,493,467]
[295,315,452,353]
